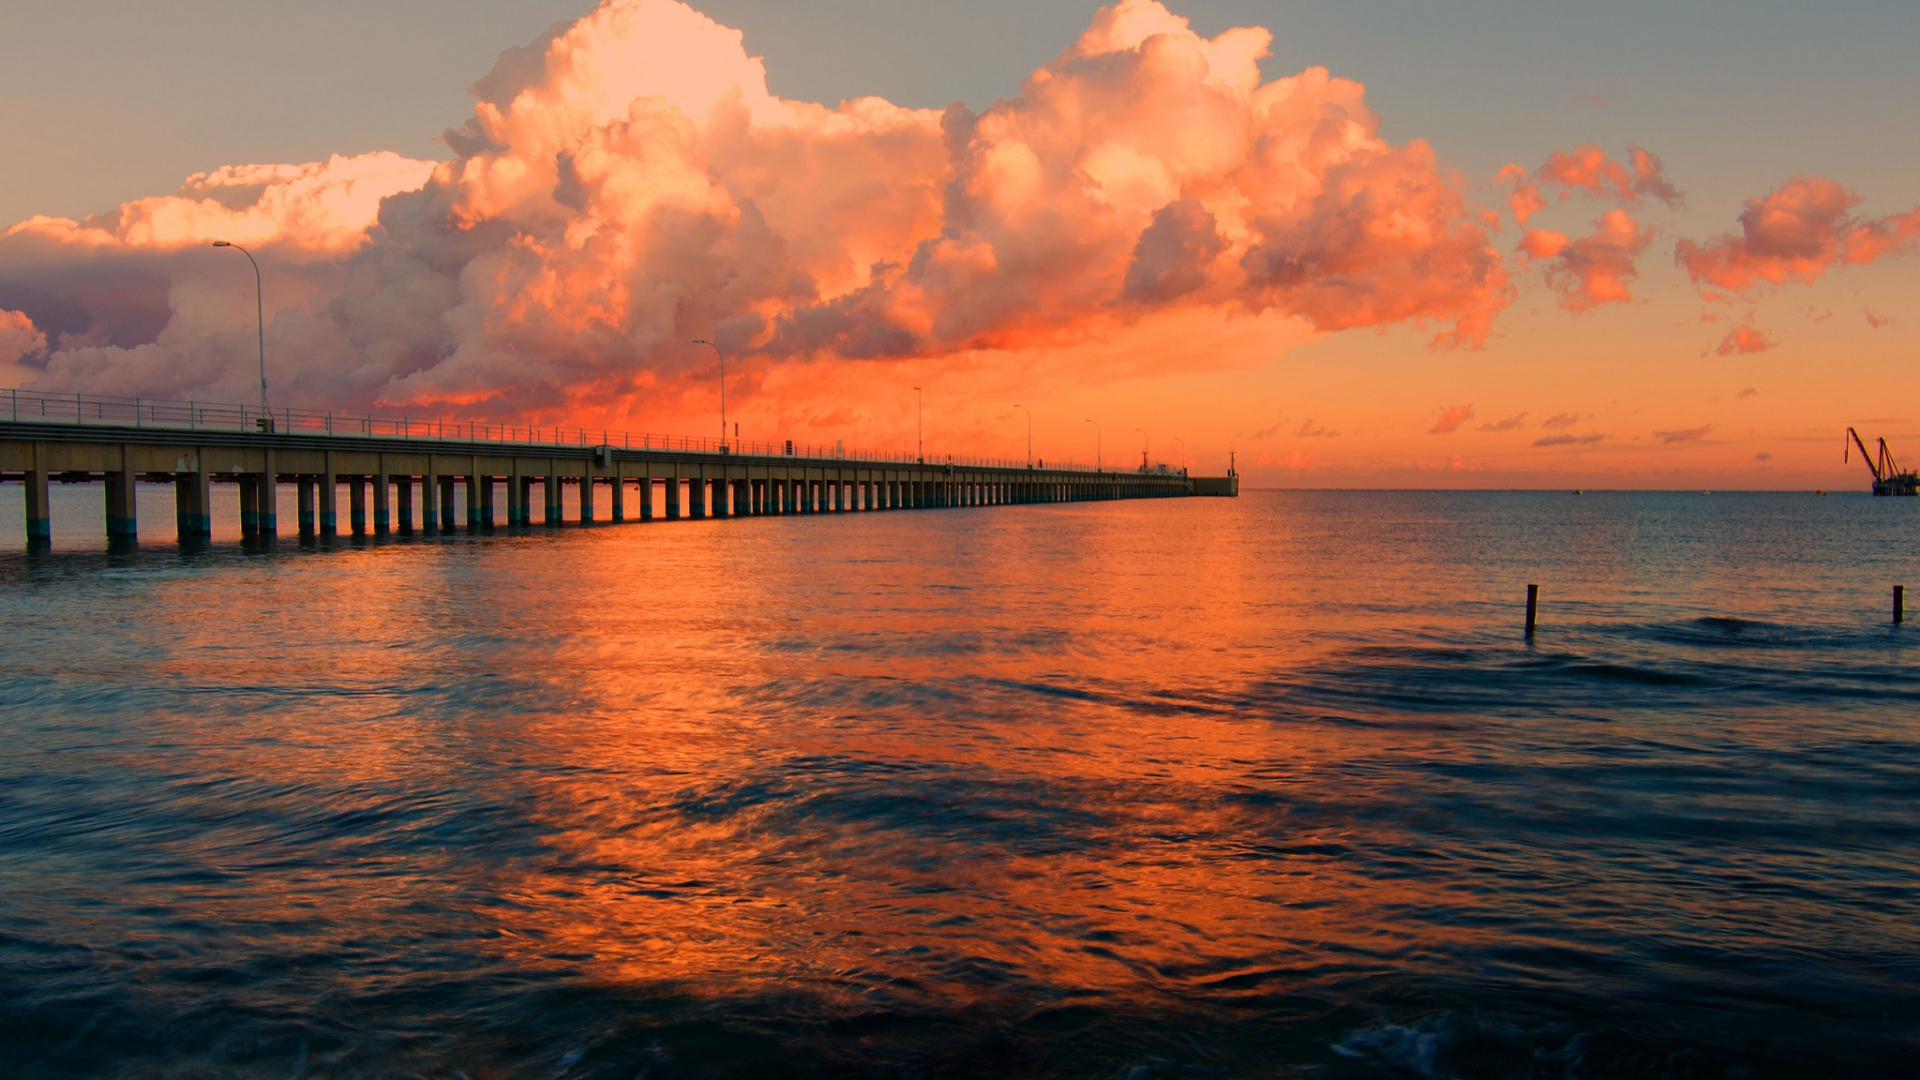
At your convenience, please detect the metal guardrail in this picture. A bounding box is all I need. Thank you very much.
[3,388,1122,474]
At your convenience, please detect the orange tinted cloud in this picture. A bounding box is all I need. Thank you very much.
[1714,324,1774,355]
[1501,143,1681,224]
[1519,209,1652,311]
[1533,432,1604,448]
[1429,404,1474,434]
[1675,175,1920,296]
[0,0,1512,424]
[1655,424,1714,443]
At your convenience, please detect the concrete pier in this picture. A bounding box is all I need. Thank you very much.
[0,416,1221,548]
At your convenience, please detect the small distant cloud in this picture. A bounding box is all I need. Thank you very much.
[1654,424,1714,444]
[1866,308,1894,329]
[1714,325,1775,355]
[1478,412,1528,432]
[1247,420,1284,439]
[1430,404,1475,434]
[1737,387,1757,398]
[1542,412,1582,430]
[1755,451,1773,461]
[1295,419,1340,437]
[1580,92,1609,107]
[1533,433,1606,448]
[1803,306,1834,323]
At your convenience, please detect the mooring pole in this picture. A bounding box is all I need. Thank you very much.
[1897,585,1906,625]
[1525,584,1539,636]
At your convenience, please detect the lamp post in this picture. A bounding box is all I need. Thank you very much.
[1135,428,1148,472]
[211,241,267,414]
[1012,404,1031,467]
[914,386,923,463]
[693,339,724,451]
[1084,419,1101,472]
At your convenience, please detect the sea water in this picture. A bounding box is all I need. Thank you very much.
[1,488,1915,1077]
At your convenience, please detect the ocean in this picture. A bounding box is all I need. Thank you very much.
[1,487,1915,1077]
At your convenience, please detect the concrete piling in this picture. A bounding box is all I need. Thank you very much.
[105,461,136,539]
[1525,584,1539,636]
[1897,585,1906,625]
[25,468,51,545]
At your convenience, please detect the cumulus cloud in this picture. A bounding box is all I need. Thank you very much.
[1429,404,1474,434]
[1676,175,1920,296]
[1498,143,1681,225]
[1714,324,1774,355]
[1654,424,1713,444]
[0,0,1516,431]
[1518,209,1653,311]
[1533,432,1604,448]
[0,309,44,364]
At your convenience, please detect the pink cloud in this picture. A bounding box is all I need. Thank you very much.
[0,309,45,366]
[0,0,1516,427]
[1654,424,1714,444]
[1520,209,1653,311]
[1429,403,1475,434]
[1866,308,1894,329]
[1675,175,1920,296]
[1523,143,1682,209]
[1533,433,1604,448]
[1714,325,1774,355]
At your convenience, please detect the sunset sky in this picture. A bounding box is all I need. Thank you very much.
[2,0,1915,487]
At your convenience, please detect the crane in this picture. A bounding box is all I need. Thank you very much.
[1846,428,1920,496]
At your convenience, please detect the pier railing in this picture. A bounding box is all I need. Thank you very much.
[5,388,1091,473]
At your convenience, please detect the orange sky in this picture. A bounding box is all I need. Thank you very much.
[0,0,1914,489]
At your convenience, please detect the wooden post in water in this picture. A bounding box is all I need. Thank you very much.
[1897,585,1906,625]
[1525,584,1539,636]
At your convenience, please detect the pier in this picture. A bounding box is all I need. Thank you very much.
[0,391,1231,545]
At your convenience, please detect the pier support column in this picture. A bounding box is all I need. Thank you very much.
[665,477,682,520]
[506,472,524,526]
[544,473,562,525]
[350,477,368,535]
[465,473,482,529]
[240,477,260,538]
[713,477,731,518]
[611,478,627,522]
[394,476,413,532]
[439,478,457,530]
[297,479,316,536]
[580,472,596,522]
[175,468,210,542]
[480,475,495,527]
[106,457,137,540]
[373,473,391,533]
[24,468,51,545]
[319,456,339,536]
[419,473,437,531]
[688,477,708,519]
[639,476,655,521]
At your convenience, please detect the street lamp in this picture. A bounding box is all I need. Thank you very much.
[1135,428,1148,472]
[1084,419,1101,472]
[1012,404,1031,467]
[914,386,923,463]
[211,241,267,415]
[693,339,725,451]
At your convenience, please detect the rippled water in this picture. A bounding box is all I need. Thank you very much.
[2,488,1916,1078]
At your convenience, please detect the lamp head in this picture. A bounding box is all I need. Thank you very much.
[212,241,231,248]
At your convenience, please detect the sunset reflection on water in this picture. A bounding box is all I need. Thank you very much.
[1,491,1916,1076]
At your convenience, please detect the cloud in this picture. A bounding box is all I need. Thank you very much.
[1755,451,1772,461]
[1866,308,1894,329]
[1737,387,1757,398]
[1500,143,1681,225]
[1714,324,1774,355]
[1429,403,1474,434]
[1654,424,1714,444]
[1533,432,1604,448]
[1519,208,1653,311]
[1477,412,1527,432]
[1675,175,1920,296]
[0,309,44,365]
[1541,411,1581,429]
[0,0,1518,427]
[1295,418,1339,437]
